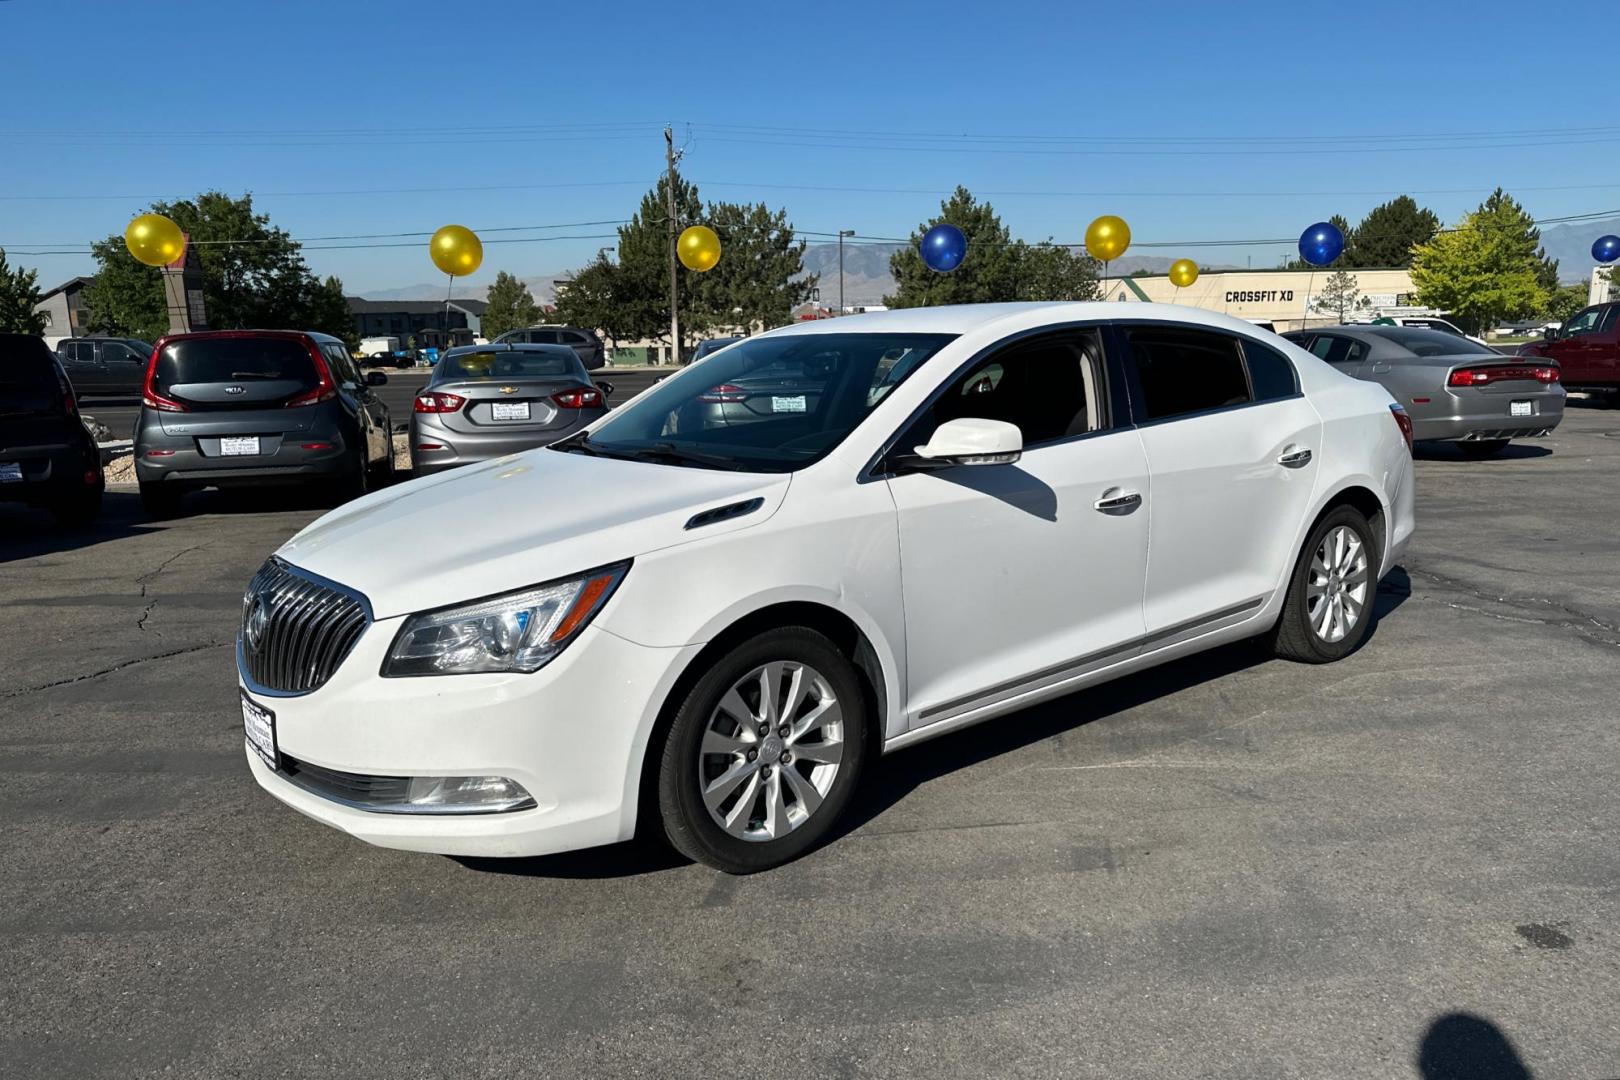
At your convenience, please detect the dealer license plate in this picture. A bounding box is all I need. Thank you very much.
[1510,400,1533,417]
[491,402,531,421]
[241,692,277,768]
[772,395,807,413]
[220,436,261,456]
[0,462,21,483]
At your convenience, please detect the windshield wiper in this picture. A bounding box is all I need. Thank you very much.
[630,442,748,471]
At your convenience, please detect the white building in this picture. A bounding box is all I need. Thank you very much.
[1100,267,1417,332]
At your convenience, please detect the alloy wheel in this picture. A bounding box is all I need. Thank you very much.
[1305,525,1369,643]
[697,661,844,842]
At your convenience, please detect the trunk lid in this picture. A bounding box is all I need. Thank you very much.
[427,377,592,435]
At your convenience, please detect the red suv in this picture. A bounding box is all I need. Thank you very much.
[1519,301,1619,399]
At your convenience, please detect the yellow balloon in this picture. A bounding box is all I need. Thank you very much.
[430,225,483,277]
[124,214,186,267]
[677,225,721,272]
[1084,215,1131,262]
[1169,258,1200,289]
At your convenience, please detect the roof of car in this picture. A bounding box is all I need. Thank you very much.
[766,301,1289,339]
[441,342,578,357]
[154,329,346,343]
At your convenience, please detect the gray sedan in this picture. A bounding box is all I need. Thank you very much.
[1283,325,1563,458]
[409,343,610,476]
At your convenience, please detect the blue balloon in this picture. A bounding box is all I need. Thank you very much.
[920,223,967,273]
[1298,221,1345,267]
[1592,235,1620,264]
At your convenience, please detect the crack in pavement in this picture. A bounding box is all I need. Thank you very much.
[134,545,202,586]
[1403,563,1620,649]
[1,642,228,699]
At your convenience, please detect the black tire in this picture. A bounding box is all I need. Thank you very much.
[139,482,183,519]
[657,626,869,873]
[1458,438,1510,458]
[51,486,102,528]
[1269,505,1379,664]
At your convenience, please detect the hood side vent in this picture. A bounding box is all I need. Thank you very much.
[685,497,765,531]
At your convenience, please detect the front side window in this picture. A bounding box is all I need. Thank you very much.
[902,330,1102,450]
[1124,326,1251,420]
[566,332,955,472]
[1564,308,1603,337]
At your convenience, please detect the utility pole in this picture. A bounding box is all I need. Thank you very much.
[664,127,681,365]
[838,229,855,316]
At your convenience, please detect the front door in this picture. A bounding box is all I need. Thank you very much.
[1548,306,1609,384]
[885,329,1150,729]
[1119,325,1321,639]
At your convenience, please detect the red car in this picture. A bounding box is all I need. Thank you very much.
[1519,301,1620,399]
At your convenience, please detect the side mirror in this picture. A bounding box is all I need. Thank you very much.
[366,370,389,386]
[910,417,1023,467]
[1542,327,1558,341]
[596,379,615,398]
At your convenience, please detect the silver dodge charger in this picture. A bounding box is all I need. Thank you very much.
[1284,325,1563,458]
[409,343,610,476]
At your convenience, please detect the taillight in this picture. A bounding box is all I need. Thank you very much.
[141,340,187,412]
[414,392,466,413]
[697,383,749,403]
[1390,403,1413,454]
[1447,365,1559,387]
[552,387,603,409]
[285,339,338,408]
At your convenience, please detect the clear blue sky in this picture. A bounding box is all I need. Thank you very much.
[4,0,1616,294]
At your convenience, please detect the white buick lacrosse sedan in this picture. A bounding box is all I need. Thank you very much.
[239,303,1414,873]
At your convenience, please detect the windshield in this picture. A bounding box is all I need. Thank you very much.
[565,332,955,472]
[1365,326,1495,357]
[438,348,578,380]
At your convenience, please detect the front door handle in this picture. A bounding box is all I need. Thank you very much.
[1277,447,1313,468]
[1093,489,1143,514]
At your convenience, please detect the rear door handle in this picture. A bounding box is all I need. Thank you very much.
[1371,362,1392,374]
[1277,447,1313,468]
[1093,489,1143,514]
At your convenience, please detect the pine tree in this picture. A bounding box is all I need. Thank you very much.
[1480,188,1560,292]
[1344,196,1439,268]
[0,248,47,334]
[481,271,542,340]
[1314,270,1360,322]
[884,187,1024,307]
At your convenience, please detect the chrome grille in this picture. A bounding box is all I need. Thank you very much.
[239,557,370,695]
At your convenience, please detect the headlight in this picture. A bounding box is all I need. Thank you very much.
[383,562,628,677]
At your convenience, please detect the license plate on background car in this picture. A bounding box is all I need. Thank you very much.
[0,462,20,483]
[1510,400,1533,417]
[491,402,530,421]
[772,395,807,413]
[220,436,260,456]
[241,693,276,768]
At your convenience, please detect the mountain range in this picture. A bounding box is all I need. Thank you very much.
[1538,215,1620,284]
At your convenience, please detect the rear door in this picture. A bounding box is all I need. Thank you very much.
[1303,333,1373,379]
[1121,324,1321,638]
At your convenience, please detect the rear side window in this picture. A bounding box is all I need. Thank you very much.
[1242,341,1299,401]
[155,337,317,395]
[0,335,60,412]
[1124,326,1250,421]
[1307,335,1368,370]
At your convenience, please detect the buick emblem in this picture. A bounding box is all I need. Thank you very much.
[244,592,271,652]
[224,385,246,396]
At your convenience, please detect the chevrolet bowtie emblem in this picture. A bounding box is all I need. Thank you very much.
[498,386,519,394]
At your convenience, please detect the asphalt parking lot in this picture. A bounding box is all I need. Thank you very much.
[3,407,1618,1078]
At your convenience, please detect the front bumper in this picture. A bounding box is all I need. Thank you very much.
[241,618,699,858]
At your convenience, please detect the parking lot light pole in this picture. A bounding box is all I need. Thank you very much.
[838,230,855,316]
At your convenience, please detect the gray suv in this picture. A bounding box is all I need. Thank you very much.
[134,330,394,518]
[491,325,605,369]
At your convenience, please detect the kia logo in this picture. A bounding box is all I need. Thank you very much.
[225,385,246,396]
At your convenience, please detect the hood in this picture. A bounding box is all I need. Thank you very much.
[276,447,791,618]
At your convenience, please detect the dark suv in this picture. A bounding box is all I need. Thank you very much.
[133,330,394,518]
[0,333,104,526]
[55,336,155,399]
[491,325,605,369]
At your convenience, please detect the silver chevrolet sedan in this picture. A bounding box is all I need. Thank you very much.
[409,343,610,476]
[1283,325,1563,458]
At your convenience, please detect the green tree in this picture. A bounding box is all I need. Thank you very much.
[885,187,1026,307]
[608,174,705,345]
[552,253,631,345]
[82,191,351,341]
[1480,188,1560,292]
[0,248,47,334]
[1410,208,1549,332]
[1344,195,1439,268]
[1313,270,1360,321]
[1544,282,1589,323]
[481,271,542,340]
[1014,241,1101,301]
[306,275,356,348]
[689,200,816,333]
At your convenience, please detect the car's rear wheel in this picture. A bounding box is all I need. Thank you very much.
[1270,506,1377,664]
[657,627,869,873]
[139,482,183,519]
[1457,438,1510,458]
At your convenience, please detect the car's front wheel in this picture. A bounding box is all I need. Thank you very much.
[657,627,869,873]
[1457,438,1510,458]
[1270,506,1378,663]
